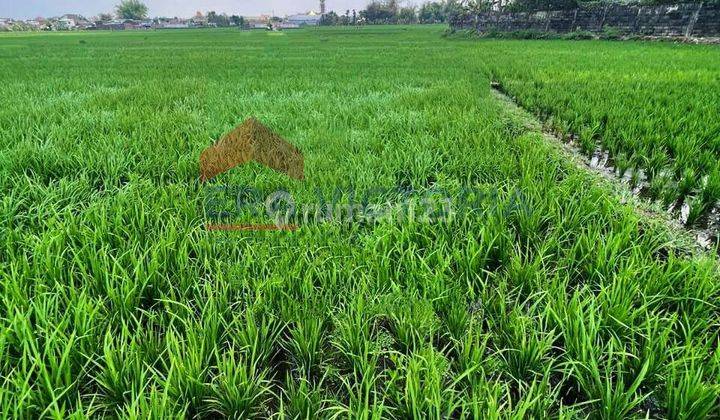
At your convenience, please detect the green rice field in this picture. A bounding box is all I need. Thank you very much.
[482,39,720,228]
[0,25,718,418]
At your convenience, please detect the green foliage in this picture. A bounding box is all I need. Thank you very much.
[464,0,714,13]
[115,0,148,20]
[563,30,595,39]
[420,2,447,23]
[361,0,401,24]
[600,25,622,39]
[322,0,458,25]
[505,0,579,12]
[229,15,244,27]
[206,11,231,27]
[398,7,419,24]
[320,9,358,26]
[419,1,463,23]
[486,37,720,225]
[320,11,341,26]
[0,25,717,417]
[641,0,719,5]
[484,28,558,39]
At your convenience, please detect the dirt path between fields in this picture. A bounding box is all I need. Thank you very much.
[491,85,719,255]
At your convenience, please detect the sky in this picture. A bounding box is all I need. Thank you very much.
[0,0,384,19]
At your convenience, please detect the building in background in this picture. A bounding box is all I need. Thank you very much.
[25,19,45,29]
[191,11,208,27]
[275,22,301,29]
[156,17,191,29]
[246,15,271,29]
[55,14,94,30]
[93,21,126,30]
[286,13,322,26]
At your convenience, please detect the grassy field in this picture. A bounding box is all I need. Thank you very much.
[0,26,719,418]
[481,39,720,228]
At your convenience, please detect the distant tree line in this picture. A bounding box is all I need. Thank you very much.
[320,0,463,25]
[206,11,245,27]
[112,1,244,26]
[458,0,715,13]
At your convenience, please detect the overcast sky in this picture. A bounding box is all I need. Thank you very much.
[1,0,392,19]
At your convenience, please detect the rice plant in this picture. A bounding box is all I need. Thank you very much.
[0,25,718,417]
[485,39,720,227]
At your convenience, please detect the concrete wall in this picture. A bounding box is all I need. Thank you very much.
[451,3,720,38]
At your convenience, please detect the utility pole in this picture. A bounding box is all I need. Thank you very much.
[320,0,327,14]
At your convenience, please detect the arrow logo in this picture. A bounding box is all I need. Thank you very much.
[200,118,304,231]
[200,117,304,182]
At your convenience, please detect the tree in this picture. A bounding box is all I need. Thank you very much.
[98,13,114,22]
[320,11,340,25]
[419,2,449,23]
[363,0,399,24]
[9,21,32,31]
[398,7,418,23]
[455,0,494,13]
[444,0,464,20]
[207,11,230,27]
[115,0,148,20]
[416,1,464,23]
[340,9,351,25]
[230,15,244,27]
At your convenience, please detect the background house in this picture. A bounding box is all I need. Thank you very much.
[156,18,191,29]
[93,21,125,30]
[25,19,44,30]
[58,14,78,29]
[286,14,322,26]
[55,14,93,30]
[276,22,301,29]
[191,12,208,27]
[0,18,14,31]
[246,15,271,29]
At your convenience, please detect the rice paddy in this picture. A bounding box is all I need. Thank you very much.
[0,26,718,418]
[482,39,720,230]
